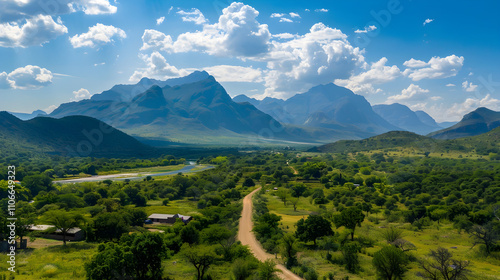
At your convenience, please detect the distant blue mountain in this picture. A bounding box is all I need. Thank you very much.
[8,110,47,120]
[235,83,398,135]
[372,103,442,135]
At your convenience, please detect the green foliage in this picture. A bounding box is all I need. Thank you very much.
[181,244,220,280]
[85,232,168,280]
[296,215,334,245]
[92,212,130,241]
[258,259,279,280]
[372,246,409,280]
[333,207,365,240]
[341,242,361,273]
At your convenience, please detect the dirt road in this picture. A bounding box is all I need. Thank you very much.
[238,187,303,280]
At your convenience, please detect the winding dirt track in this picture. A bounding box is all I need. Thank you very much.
[238,187,303,280]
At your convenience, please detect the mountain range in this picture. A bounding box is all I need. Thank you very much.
[50,73,300,145]
[5,71,496,148]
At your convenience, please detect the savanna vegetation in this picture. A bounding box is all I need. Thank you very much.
[0,142,499,279]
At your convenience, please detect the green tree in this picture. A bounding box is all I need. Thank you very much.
[200,224,232,245]
[22,174,52,197]
[83,192,102,206]
[180,223,200,244]
[280,233,298,268]
[85,242,134,279]
[341,242,361,273]
[296,215,334,246]
[276,188,289,206]
[181,244,219,280]
[242,178,255,187]
[85,233,168,280]
[372,246,409,280]
[42,210,85,245]
[93,212,129,241]
[289,197,300,212]
[334,207,365,240]
[124,233,169,279]
[258,259,280,280]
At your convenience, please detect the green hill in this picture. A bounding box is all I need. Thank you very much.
[313,126,500,156]
[313,131,437,153]
[0,112,155,157]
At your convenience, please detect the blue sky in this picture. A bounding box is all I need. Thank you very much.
[0,0,499,122]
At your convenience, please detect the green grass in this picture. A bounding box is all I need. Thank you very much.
[137,199,201,217]
[0,242,97,279]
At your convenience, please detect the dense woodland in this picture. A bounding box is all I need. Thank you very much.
[0,147,499,279]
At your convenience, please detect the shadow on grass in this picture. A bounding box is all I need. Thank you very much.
[44,242,96,253]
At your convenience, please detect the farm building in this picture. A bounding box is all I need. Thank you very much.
[148,213,192,224]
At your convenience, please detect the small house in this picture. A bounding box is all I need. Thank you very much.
[29,225,85,241]
[148,213,192,224]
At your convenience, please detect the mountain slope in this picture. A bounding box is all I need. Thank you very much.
[0,112,154,157]
[415,110,442,129]
[429,107,500,139]
[372,103,441,135]
[279,83,399,134]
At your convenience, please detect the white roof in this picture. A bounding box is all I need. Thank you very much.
[29,225,82,234]
[148,213,191,220]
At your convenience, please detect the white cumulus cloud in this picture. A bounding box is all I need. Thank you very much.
[129,51,188,82]
[69,23,126,48]
[387,84,429,103]
[403,55,464,81]
[315,8,328,12]
[202,65,263,83]
[72,88,91,101]
[0,65,53,89]
[140,29,173,52]
[134,3,370,98]
[289,12,300,18]
[0,15,68,47]
[166,2,271,57]
[447,94,500,120]
[78,0,117,15]
[335,57,400,95]
[0,0,117,23]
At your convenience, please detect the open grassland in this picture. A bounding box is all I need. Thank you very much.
[0,243,96,280]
